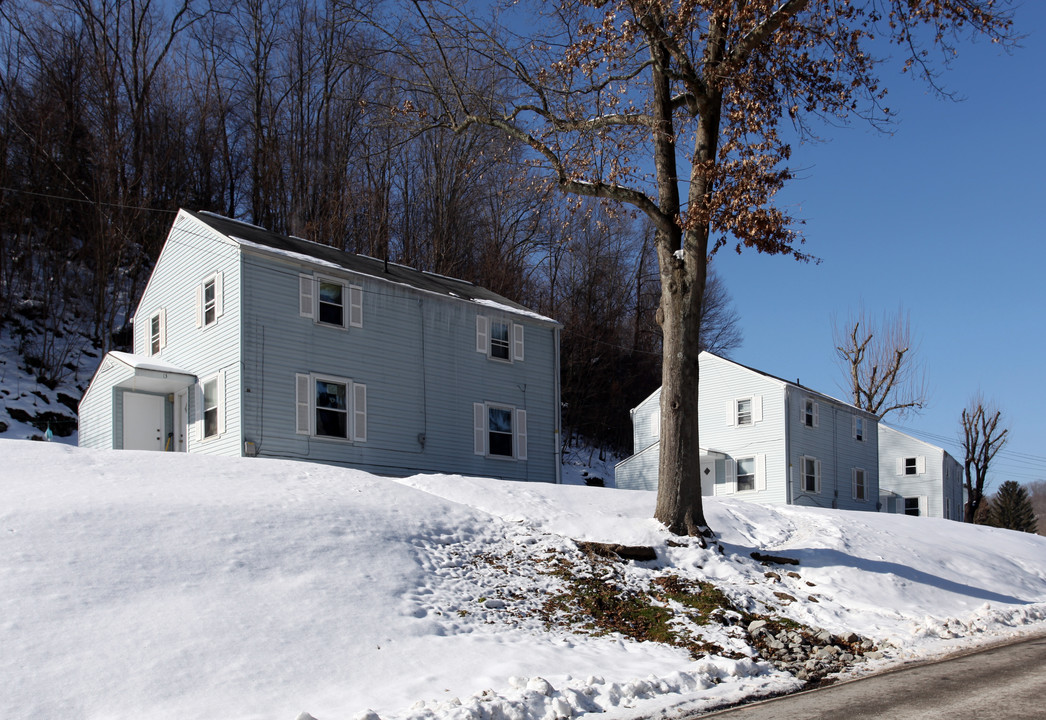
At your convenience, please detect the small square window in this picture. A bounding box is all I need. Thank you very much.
[736,398,753,427]
[736,457,756,492]
[904,457,918,475]
[904,497,920,516]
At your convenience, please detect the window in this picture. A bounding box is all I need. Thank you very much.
[196,371,224,441]
[318,280,344,327]
[299,274,363,329]
[853,416,865,442]
[900,456,926,475]
[803,399,819,428]
[726,396,761,427]
[736,398,753,427]
[473,402,527,460]
[490,321,511,360]
[736,457,756,492]
[476,316,524,362]
[149,309,166,356]
[315,378,348,438]
[295,373,366,441]
[196,272,223,328]
[904,497,921,516]
[852,468,867,501]
[800,456,820,493]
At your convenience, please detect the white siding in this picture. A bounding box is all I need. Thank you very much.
[878,425,959,520]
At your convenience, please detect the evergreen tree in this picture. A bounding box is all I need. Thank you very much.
[988,481,1038,533]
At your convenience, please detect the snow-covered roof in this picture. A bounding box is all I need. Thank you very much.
[109,351,194,376]
[188,210,558,326]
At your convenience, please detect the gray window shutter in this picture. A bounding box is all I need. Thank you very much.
[723,459,736,495]
[752,395,763,423]
[349,285,363,328]
[512,323,524,361]
[725,400,735,427]
[515,409,527,459]
[815,459,822,493]
[476,316,489,354]
[756,454,766,491]
[353,383,367,442]
[916,456,926,474]
[896,458,904,476]
[295,374,311,434]
[812,403,819,428]
[299,274,315,318]
[473,403,486,455]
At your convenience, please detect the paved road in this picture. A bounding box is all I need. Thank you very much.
[699,633,1046,719]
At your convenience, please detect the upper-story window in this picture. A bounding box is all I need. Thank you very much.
[476,316,524,362]
[736,398,753,426]
[726,396,761,427]
[853,416,865,442]
[902,456,925,475]
[196,272,224,328]
[149,309,166,356]
[300,273,363,329]
[803,399,819,428]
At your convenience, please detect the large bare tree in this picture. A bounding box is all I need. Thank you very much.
[385,0,1015,536]
[834,307,928,420]
[961,396,1009,524]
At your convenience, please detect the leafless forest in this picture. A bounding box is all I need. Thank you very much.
[0,0,740,451]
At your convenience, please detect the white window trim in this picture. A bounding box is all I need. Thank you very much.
[852,467,867,501]
[803,399,819,428]
[898,456,926,476]
[726,395,762,427]
[472,401,527,460]
[196,272,224,329]
[852,415,865,442]
[726,454,766,494]
[476,316,523,362]
[295,372,367,442]
[149,308,167,356]
[799,455,821,494]
[195,370,225,442]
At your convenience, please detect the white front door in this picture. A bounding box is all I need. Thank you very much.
[700,458,716,496]
[122,392,165,451]
[174,389,189,452]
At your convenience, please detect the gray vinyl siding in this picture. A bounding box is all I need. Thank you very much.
[238,248,559,481]
[78,358,134,448]
[878,425,961,520]
[133,211,243,457]
[615,442,660,491]
[631,389,661,453]
[787,387,879,511]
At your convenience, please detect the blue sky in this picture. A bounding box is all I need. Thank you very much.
[712,2,1046,487]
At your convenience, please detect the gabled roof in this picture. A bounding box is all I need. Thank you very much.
[186,210,556,325]
[702,351,878,419]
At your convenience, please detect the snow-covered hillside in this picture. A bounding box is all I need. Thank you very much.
[3,441,1046,720]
